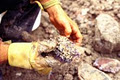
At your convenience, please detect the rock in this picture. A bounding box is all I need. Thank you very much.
[53,36,83,62]
[117,13,120,19]
[64,74,73,80]
[76,14,83,24]
[50,62,79,80]
[84,48,92,56]
[21,31,37,42]
[81,8,89,16]
[16,72,22,77]
[93,58,120,74]
[78,63,112,80]
[93,13,120,53]
[106,0,114,4]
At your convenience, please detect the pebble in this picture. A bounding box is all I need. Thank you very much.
[81,8,89,16]
[64,74,73,80]
[78,63,112,80]
[16,72,22,77]
[93,58,120,74]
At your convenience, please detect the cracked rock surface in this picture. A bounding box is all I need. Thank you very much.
[1,0,120,80]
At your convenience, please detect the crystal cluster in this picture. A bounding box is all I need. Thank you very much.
[53,36,81,62]
[38,36,81,62]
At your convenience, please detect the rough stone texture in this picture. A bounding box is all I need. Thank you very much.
[64,74,73,80]
[78,63,112,80]
[1,0,120,80]
[93,58,120,74]
[49,61,80,80]
[93,13,120,53]
[53,36,83,62]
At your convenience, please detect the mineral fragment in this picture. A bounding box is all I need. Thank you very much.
[78,63,112,80]
[93,58,120,74]
[54,36,82,62]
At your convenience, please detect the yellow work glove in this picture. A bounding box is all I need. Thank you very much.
[8,41,56,74]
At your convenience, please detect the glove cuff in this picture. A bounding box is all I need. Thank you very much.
[8,42,52,75]
[8,43,33,69]
[31,0,61,11]
[41,0,61,9]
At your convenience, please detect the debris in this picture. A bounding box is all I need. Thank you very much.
[84,48,92,56]
[81,8,89,16]
[64,74,73,80]
[93,58,120,74]
[78,63,112,80]
[37,36,83,62]
[49,62,79,80]
[16,72,22,77]
[54,36,82,62]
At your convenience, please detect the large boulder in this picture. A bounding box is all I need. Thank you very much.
[93,13,120,53]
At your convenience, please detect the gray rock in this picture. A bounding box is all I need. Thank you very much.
[16,72,22,77]
[93,13,120,53]
[78,63,112,80]
[64,74,73,80]
[93,58,120,74]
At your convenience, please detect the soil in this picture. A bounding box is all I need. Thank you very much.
[1,0,120,80]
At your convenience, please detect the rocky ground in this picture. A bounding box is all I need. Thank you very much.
[1,0,120,80]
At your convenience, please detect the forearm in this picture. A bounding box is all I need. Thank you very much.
[46,4,63,15]
[0,42,9,64]
[38,0,63,17]
[38,0,61,11]
[39,0,50,4]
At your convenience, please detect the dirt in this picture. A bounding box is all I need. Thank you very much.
[1,0,120,80]
[50,62,79,80]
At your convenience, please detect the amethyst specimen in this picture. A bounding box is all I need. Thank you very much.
[38,36,81,62]
[54,36,81,62]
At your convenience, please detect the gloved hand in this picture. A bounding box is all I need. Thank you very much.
[0,36,81,74]
[8,41,57,74]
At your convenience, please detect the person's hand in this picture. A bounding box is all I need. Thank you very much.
[46,5,83,45]
[8,42,57,75]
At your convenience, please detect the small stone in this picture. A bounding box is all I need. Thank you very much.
[76,14,82,22]
[64,74,73,80]
[107,0,114,4]
[81,8,89,16]
[117,13,120,19]
[16,72,22,77]
[43,22,48,27]
[84,48,92,56]
[93,58,120,74]
[78,63,112,80]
